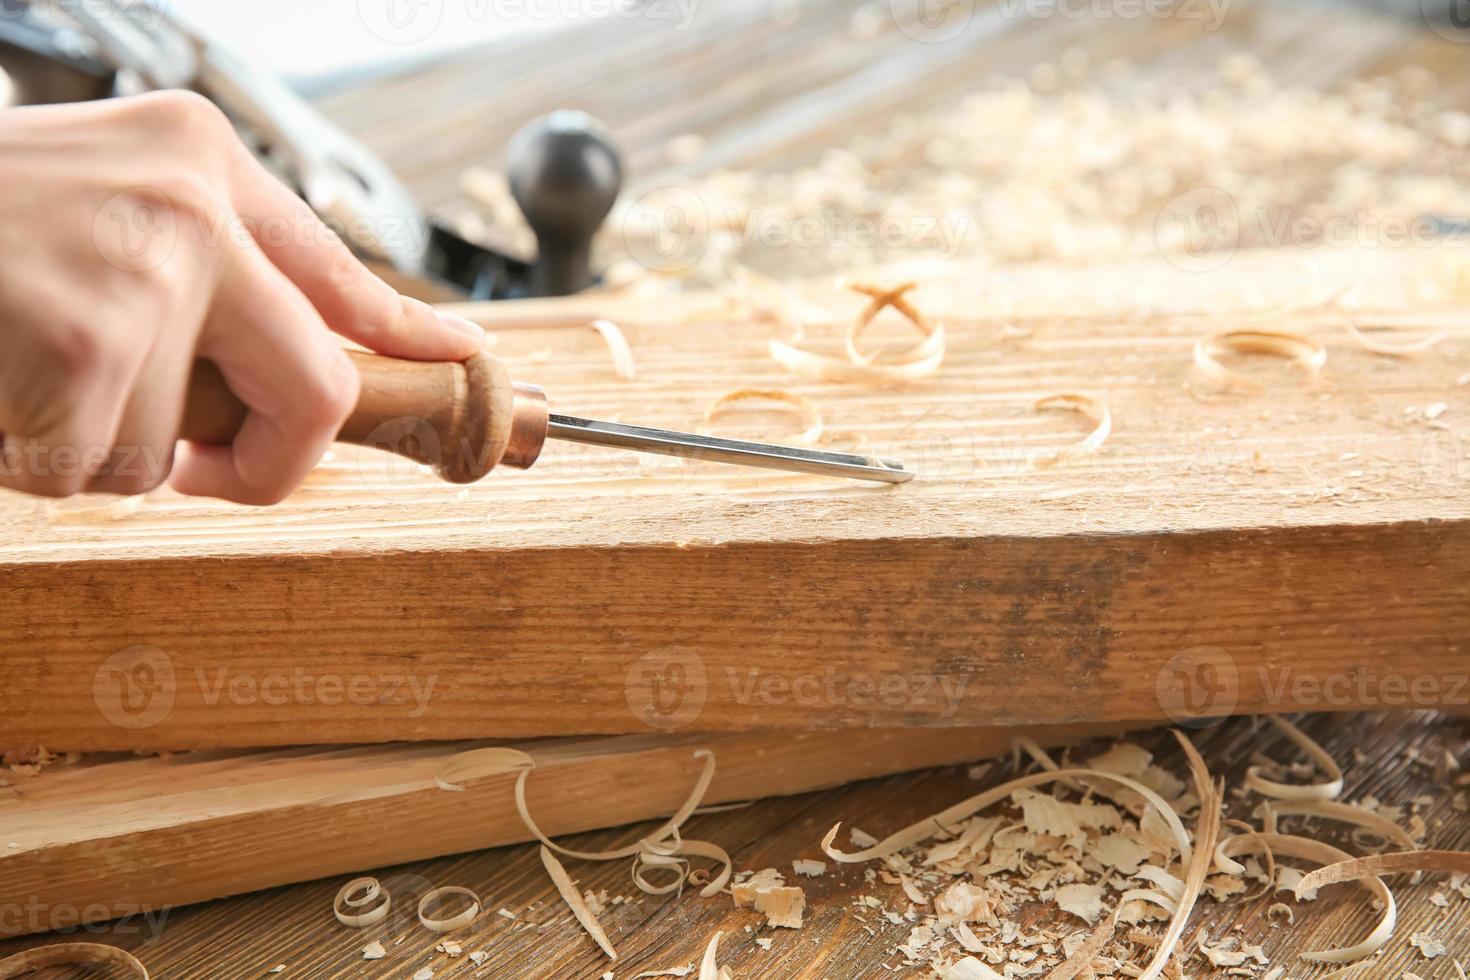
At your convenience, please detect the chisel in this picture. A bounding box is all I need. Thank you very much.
[182,350,914,485]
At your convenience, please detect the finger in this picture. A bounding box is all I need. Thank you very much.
[85,331,197,495]
[224,150,485,360]
[0,325,139,498]
[168,244,359,505]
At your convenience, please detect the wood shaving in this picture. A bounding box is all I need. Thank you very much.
[0,943,149,979]
[753,886,805,929]
[1244,715,1344,801]
[1297,849,1470,892]
[590,319,637,380]
[43,494,146,524]
[1055,883,1107,924]
[333,876,391,928]
[704,389,824,445]
[361,941,386,960]
[769,281,944,384]
[792,859,826,877]
[941,958,1006,979]
[1345,319,1447,356]
[516,749,731,899]
[821,767,1191,865]
[1219,833,1395,963]
[1410,932,1448,959]
[540,845,617,961]
[1131,732,1221,980]
[1043,910,1117,980]
[697,931,729,980]
[1192,330,1326,389]
[1031,393,1112,467]
[434,746,534,792]
[417,885,481,933]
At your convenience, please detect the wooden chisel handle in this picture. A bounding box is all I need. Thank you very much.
[181,350,550,483]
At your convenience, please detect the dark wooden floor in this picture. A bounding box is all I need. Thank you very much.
[2,714,1467,977]
[6,0,1470,976]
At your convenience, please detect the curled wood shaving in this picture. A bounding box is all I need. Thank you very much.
[1192,329,1326,389]
[434,746,534,792]
[541,846,617,961]
[417,885,481,933]
[1244,716,1343,801]
[1259,800,1419,852]
[515,749,729,899]
[1044,909,1119,980]
[697,931,727,980]
[1217,819,1276,901]
[0,943,149,979]
[1133,731,1220,980]
[334,876,392,927]
[1296,850,1470,892]
[820,766,1192,866]
[1218,833,1395,963]
[590,319,637,380]
[1345,319,1447,356]
[769,281,944,384]
[1031,393,1112,467]
[704,389,823,445]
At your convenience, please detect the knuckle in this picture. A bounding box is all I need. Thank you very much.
[36,321,122,384]
[297,353,360,430]
[141,90,232,142]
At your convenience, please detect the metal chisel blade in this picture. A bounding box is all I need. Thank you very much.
[547,415,914,484]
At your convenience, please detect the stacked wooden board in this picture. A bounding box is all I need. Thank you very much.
[2,245,1469,752]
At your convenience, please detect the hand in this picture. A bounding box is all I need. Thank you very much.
[0,91,486,504]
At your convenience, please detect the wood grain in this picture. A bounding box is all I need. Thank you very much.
[0,724,1119,939]
[0,714,1464,978]
[4,246,1470,750]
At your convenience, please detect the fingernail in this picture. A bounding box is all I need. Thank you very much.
[436,311,486,344]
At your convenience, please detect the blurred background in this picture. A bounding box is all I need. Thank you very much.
[7,0,1470,301]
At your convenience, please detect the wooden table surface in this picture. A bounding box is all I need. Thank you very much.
[6,0,1470,976]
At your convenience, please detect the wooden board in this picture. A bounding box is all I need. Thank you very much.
[3,245,1470,751]
[0,723,1119,939]
[1,713,1465,978]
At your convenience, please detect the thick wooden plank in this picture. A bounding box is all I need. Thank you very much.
[3,246,1469,750]
[0,724,1119,939]
[1,713,1464,978]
